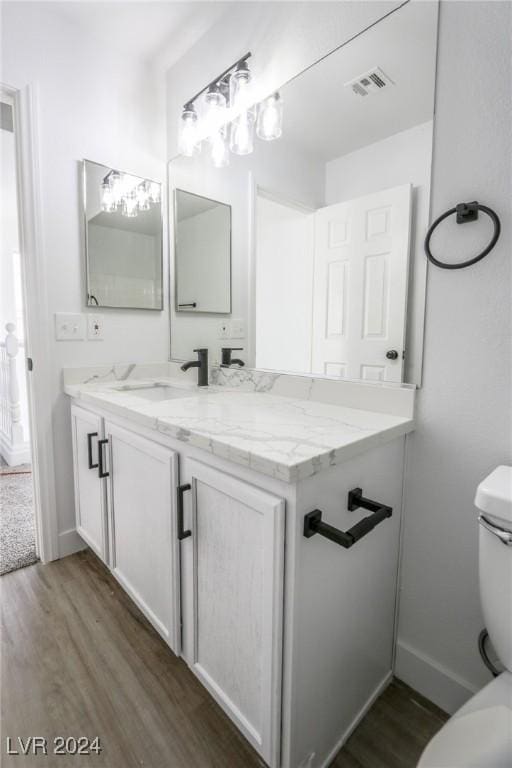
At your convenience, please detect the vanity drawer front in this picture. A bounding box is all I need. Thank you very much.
[105,420,181,655]
[180,458,285,768]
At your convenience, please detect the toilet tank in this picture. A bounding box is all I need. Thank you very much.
[476,466,512,672]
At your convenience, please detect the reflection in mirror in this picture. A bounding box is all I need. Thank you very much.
[84,160,163,310]
[169,1,438,383]
[174,189,231,313]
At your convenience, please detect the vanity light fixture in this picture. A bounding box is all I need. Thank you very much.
[122,190,138,218]
[178,52,284,167]
[179,103,200,157]
[210,129,230,168]
[108,170,124,207]
[256,92,284,141]
[136,180,151,211]
[99,171,160,218]
[230,110,255,155]
[100,179,116,212]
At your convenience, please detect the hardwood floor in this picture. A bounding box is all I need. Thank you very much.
[331,680,447,768]
[1,551,447,767]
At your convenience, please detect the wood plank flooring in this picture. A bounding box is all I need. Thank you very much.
[1,550,447,767]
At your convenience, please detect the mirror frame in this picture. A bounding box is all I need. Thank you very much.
[173,187,233,315]
[82,158,164,311]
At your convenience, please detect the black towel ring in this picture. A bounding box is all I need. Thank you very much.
[424,201,501,270]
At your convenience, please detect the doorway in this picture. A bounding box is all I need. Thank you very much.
[0,92,38,574]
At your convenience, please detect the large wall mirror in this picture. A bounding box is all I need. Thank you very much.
[168,1,438,384]
[84,159,163,310]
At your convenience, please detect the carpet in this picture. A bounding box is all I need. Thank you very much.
[0,471,38,575]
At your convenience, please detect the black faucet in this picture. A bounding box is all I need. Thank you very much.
[181,348,208,386]
[221,347,245,367]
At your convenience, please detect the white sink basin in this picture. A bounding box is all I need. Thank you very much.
[113,383,199,402]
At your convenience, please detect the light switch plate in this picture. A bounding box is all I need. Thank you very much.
[231,319,245,339]
[87,314,105,341]
[55,313,85,341]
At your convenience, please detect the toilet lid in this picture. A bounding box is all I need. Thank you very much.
[418,705,512,767]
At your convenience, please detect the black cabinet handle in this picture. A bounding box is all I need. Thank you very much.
[178,302,197,308]
[177,483,192,540]
[87,431,98,469]
[303,487,392,549]
[98,438,109,478]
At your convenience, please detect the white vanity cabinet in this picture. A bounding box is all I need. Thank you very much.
[71,404,108,562]
[70,399,408,768]
[179,458,285,767]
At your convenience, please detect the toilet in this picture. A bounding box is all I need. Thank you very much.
[418,466,512,768]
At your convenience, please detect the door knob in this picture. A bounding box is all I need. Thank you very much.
[386,350,399,360]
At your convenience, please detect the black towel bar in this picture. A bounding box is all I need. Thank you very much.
[303,488,392,549]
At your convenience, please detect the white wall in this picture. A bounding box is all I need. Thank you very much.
[396,0,512,713]
[325,121,434,384]
[256,195,314,372]
[1,3,167,552]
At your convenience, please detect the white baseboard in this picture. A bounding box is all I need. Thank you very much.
[320,671,393,768]
[58,528,87,559]
[395,639,479,715]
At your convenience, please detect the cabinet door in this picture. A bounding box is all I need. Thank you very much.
[71,404,108,562]
[105,421,180,654]
[181,459,285,768]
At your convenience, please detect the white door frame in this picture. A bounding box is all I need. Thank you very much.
[2,81,59,562]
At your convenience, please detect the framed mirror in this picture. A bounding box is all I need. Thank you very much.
[168,0,439,384]
[174,189,231,313]
[83,159,163,310]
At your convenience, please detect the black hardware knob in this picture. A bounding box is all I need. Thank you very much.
[386,350,399,360]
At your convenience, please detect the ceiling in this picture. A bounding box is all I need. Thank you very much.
[279,1,438,162]
[42,1,228,71]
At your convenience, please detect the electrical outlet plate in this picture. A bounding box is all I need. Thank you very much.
[54,313,86,341]
[87,314,104,341]
[218,320,230,339]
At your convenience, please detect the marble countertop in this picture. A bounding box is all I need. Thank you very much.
[65,376,414,483]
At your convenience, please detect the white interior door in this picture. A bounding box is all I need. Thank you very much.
[180,459,285,767]
[106,421,180,654]
[312,183,412,382]
[71,404,108,562]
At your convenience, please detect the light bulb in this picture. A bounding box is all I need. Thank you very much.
[100,180,116,212]
[210,130,229,168]
[229,60,254,113]
[179,105,200,156]
[122,191,138,217]
[109,171,124,206]
[230,110,254,155]
[148,182,161,203]
[256,92,283,141]
[136,181,151,210]
[204,85,227,137]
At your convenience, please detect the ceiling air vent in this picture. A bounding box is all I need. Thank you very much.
[345,67,395,97]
